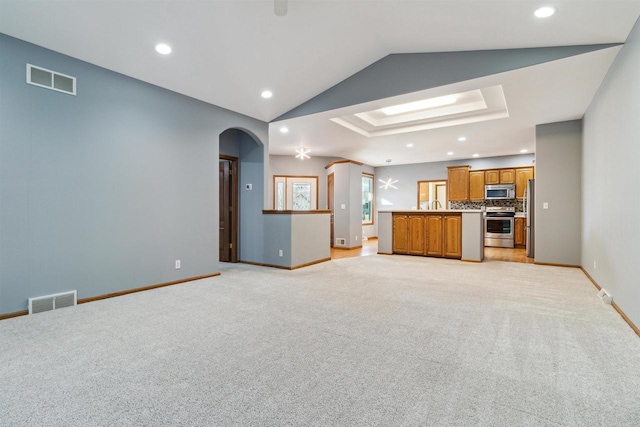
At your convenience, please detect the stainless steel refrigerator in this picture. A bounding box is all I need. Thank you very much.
[524,179,535,258]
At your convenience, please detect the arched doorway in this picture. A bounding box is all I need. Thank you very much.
[219,128,265,263]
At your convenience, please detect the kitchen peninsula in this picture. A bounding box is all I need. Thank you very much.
[378,210,484,262]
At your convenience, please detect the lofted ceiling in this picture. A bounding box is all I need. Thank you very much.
[1,1,639,165]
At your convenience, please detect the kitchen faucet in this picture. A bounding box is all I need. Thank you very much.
[431,200,442,210]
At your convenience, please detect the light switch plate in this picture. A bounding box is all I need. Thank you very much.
[543,202,549,209]
[341,204,346,209]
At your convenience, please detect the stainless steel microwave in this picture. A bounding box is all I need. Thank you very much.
[485,184,515,200]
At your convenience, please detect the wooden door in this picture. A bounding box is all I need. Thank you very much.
[447,166,469,201]
[328,173,334,247]
[485,170,500,185]
[443,215,462,259]
[425,214,443,256]
[469,171,485,201]
[515,167,534,199]
[408,215,425,255]
[392,215,409,254]
[219,160,231,262]
[500,169,515,184]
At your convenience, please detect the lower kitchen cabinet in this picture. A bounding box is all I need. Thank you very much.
[514,217,527,247]
[392,213,461,259]
[393,214,409,253]
[443,215,462,258]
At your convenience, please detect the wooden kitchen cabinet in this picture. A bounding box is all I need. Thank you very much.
[485,169,500,185]
[515,167,534,199]
[486,168,516,185]
[443,215,462,258]
[408,215,426,255]
[469,170,485,201]
[500,169,515,184]
[514,217,526,247]
[425,214,444,256]
[392,213,462,259]
[392,215,409,254]
[447,166,469,201]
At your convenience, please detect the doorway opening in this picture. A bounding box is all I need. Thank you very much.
[219,155,238,262]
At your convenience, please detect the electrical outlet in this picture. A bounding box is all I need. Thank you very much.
[278,249,283,257]
[175,260,181,269]
[355,235,358,241]
[543,202,549,210]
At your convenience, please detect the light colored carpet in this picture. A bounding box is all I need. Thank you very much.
[1,255,639,426]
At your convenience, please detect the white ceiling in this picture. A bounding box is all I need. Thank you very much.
[1,1,639,165]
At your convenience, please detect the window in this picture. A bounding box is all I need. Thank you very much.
[273,176,318,210]
[362,173,374,224]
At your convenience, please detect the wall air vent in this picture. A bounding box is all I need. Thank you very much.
[335,238,346,246]
[597,288,613,305]
[26,64,76,96]
[28,290,77,314]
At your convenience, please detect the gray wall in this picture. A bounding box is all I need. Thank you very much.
[0,34,268,315]
[582,17,640,327]
[534,120,582,266]
[374,154,535,213]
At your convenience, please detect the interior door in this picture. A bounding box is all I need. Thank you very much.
[328,172,334,247]
[219,160,231,262]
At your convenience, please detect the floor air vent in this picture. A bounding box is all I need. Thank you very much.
[26,64,77,96]
[28,291,77,314]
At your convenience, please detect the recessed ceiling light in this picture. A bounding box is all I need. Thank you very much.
[458,137,467,142]
[534,6,556,18]
[406,143,414,148]
[381,95,457,116]
[155,43,172,55]
[280,126,289,134]
[261,90,273,99]
[520,149,529,153]
[447,151,454,156]
[472,153,480,158]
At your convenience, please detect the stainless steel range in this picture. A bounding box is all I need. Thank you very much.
[484,207,515,248]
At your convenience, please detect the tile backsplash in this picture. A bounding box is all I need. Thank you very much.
[450,199,524,212]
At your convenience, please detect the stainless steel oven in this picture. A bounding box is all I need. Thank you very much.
[484,207,515,248]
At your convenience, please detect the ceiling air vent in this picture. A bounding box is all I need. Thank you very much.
[28,290,77,314]
[26,64,76,96]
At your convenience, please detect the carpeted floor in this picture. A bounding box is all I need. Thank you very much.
[1,255,639,426]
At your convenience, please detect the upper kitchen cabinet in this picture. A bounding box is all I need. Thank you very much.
[515,167,534,199]
[486,168,516,185]
[447,166,469,201]
[500,169,515,184]
[485,170,500,185]
[469,170,485,201]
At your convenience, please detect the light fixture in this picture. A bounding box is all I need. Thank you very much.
[472,153,480,158]
[155,43,172,55]
[406,143,414,148]
[381,95,457,116]
[458,137,467,142]
[378,159,398,190]
[534,6,556,18]
[447,151,454,156]
[280,126,289,134]
[520,149,529,153]
[261,90,273,99]
[295,148,310,160]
